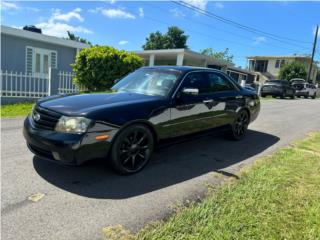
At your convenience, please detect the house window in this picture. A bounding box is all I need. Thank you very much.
[25,46,58,74]
[275,60,280,68]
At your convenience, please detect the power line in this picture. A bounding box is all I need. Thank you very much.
[172,1,312,50]
[143,1,309,53]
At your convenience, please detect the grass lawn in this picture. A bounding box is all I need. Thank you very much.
[1,102,34,118]
[104,132,320,240]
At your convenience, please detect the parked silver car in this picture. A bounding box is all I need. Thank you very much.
[292,82,317,99]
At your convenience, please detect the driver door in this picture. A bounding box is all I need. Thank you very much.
[166,71,217,137]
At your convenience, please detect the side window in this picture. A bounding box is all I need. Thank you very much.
[180,72,211,94]
[207,72,235,92]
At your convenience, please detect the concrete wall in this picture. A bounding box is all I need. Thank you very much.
[1,34,77,72]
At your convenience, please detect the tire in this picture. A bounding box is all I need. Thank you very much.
[312,93,317,99]
[281,92,286,99]
[227,110,249,141]
[290,94,295,99]
[110,124,154,174]
[261,94,266,98]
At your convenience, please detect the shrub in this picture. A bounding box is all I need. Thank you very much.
[71,46,144,91]
[279,61,307,81]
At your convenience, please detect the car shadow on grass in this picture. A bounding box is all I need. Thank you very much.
[33,129,279,199]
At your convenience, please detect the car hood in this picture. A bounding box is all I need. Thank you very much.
[38,92,165,116]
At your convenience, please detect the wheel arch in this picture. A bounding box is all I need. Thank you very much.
[115,120,159,146]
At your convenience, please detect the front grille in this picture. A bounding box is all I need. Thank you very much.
[32,105,62,130]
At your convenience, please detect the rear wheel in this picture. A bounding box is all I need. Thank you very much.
[312,93,317,99]
[110,124,154,174]
[228,110,249,141]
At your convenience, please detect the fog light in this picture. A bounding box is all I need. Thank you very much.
[52,152,61,161]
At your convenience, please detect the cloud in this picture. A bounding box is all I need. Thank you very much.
[119,40,129,45]
[35,8,91,37]
[214,2,224,9]
[170,8,186,18]
[26,7,41,12]
[0,1,19,10]
[101,8,136,19]
[253,36,267,45]
[36,21,92,37]
[139,7,144,17]
[51,8,84,22]
[182,0,208,11]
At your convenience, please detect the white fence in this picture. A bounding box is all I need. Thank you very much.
[1,69,83,98]
[0,70,49,98]
[58,71,85,94]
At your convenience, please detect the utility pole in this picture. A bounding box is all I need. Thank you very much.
[307,24,318,83]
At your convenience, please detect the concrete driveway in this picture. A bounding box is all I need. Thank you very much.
[1,99,320,240]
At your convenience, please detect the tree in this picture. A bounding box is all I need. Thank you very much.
[142,26,188,50]
[278,61,307,81]
[67,31,92,45]
[200,48,234,64]
[71,46,144,91]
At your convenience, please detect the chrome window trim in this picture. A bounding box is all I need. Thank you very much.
[171,69,241,100]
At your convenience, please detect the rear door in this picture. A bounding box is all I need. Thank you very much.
[206,71,242,126]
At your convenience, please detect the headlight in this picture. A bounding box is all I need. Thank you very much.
[55,116,91,134]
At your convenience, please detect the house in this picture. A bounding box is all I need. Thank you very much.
[134,49,257,84]
[247,55,318,83]
[1,25,90,74]
[1,25,90,104]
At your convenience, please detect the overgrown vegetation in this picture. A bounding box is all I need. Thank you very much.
[200,47,234,64]
[142,26,188,50]
[71,46,144,91]
[1,102,34,117]
[67,31,92,45]
[104,132,320,240]
[279,61,307,81]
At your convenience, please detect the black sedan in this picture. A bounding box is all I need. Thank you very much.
[23,66,260,174]
[260,80,295,99]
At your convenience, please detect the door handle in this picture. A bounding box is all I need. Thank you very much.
[203,99,214,103]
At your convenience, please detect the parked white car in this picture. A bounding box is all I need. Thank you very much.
[292,82,317,99]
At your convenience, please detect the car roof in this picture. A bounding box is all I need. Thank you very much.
[141,65,224,74]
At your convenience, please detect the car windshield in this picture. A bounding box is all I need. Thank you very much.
[112,68,181,97]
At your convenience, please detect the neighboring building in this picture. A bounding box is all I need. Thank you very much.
[135,49,257,83]
[247,55,318,83]
[1,25,90,74]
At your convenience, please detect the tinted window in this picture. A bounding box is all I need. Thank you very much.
[180,72,211,94]
[207,72,235,92]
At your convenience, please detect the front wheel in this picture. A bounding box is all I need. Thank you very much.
[227,110,249,141]
[110,124,154,174]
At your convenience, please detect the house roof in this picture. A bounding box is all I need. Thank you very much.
[134,48,232,67]
[1,25,90,49]
[246,55,311,60]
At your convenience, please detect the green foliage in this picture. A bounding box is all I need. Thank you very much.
[71,46,144,91]
[201,48,234,64]
[67,31,92,45]
[143,26,188,50]
[278,61,307,81]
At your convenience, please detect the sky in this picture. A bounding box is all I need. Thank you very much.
[1,0,320,68]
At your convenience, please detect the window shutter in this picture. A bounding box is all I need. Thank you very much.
[26,47,34,73]
[50,51,57,69]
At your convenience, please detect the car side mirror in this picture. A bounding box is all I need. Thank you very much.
[181,88,199,96]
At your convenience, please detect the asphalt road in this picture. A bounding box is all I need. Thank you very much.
[2,99,320,240]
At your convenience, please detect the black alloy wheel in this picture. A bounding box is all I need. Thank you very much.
[110,124,154,174]
[228,110,249,140]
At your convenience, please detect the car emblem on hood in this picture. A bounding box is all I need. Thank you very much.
[33,112,41,121]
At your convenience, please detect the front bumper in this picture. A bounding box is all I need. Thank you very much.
[295,91,308,97]
[23,115,119,165]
